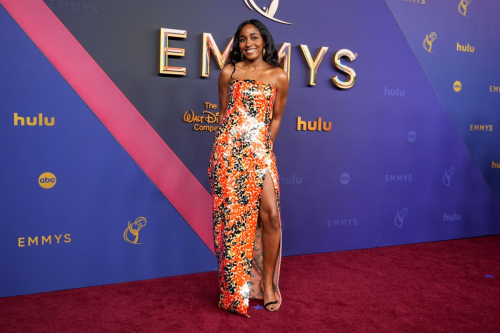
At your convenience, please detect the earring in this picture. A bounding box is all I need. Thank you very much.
[241,51,244,61]
[263,48,266,56]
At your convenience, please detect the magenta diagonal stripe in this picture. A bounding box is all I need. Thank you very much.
[1,0,215,254]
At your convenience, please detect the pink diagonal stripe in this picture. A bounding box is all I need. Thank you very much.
[1,0,214,254]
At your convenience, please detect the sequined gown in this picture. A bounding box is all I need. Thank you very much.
[208,79,282,317]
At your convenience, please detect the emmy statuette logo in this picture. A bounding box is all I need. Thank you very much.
[394,208,408,228]
[243,0,292,25]
[123,217,147,244]
[423,32,437,53]
[458,0,471,17]
[442,167,455,187]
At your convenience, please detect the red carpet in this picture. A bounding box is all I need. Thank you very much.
[1,236,499,332]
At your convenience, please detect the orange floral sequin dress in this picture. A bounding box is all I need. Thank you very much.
[208,79,282,317]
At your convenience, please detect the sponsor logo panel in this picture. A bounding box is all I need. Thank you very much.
[458,0,471,17]
[469,124,493,132]
[340,173,350,185]
[18,234,71,247]
[402,0,425,4]
[456,42,474,53]
[39,172,57,189]
[14,113,54,126]
[385,174,412,182]
[327,218,358,227]
[443,212,462,221]
[384,86,405,97]
[394,208,408,228]
[423,32,437,53]
[182,102,219,132]
[279,175,302,185]
[296,117,331,132]
[442,167,455,187]
[123,217,148,245]
[407,131,417,142]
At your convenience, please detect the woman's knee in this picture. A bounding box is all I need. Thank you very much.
[262,210,280,231]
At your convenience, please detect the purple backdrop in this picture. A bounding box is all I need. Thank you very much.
[1,0,499,297]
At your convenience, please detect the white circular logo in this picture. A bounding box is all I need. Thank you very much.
[407,131,417,142]
[340,173,350,185]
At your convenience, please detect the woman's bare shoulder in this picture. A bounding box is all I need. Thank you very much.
[272,66,288,88]
[219,62,236,83]
[221,62,236,75]
[271,66,287,79]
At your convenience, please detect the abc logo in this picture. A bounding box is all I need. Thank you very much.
[453,81,462,92]
[38,172,57,189]
[340,173,350,185]
[407,131,417,142]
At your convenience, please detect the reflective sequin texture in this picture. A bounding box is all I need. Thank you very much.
[208,79,282,317]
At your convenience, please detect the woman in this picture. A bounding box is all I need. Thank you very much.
[208,19,289,317]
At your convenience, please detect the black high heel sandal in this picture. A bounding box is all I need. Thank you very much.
[259,280,279,312]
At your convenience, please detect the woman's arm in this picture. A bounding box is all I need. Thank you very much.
[269,69,289,143]
[218,63,234,124]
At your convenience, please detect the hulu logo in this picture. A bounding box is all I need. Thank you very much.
[14,113,54,126]
[296,117,332,132]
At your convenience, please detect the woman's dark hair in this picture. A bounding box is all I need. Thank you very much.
[229,19,280,67]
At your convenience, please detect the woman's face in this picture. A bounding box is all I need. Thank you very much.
[238,24,265,61]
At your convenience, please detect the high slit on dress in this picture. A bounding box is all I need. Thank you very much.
[208,78,282,317]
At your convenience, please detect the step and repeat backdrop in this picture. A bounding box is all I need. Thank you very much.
[1,0,499,297]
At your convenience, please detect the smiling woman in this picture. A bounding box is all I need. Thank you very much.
[208,19,289,317]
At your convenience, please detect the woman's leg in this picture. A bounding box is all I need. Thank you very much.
[259,170,281,311]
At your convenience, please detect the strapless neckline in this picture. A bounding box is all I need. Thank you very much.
[229,79,277,91]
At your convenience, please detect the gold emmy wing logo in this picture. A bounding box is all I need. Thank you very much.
[423,32,437,53]
[243,0,292,25]
[458,0,471,17]
[123,217,147,244]
[453,81,462,92]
